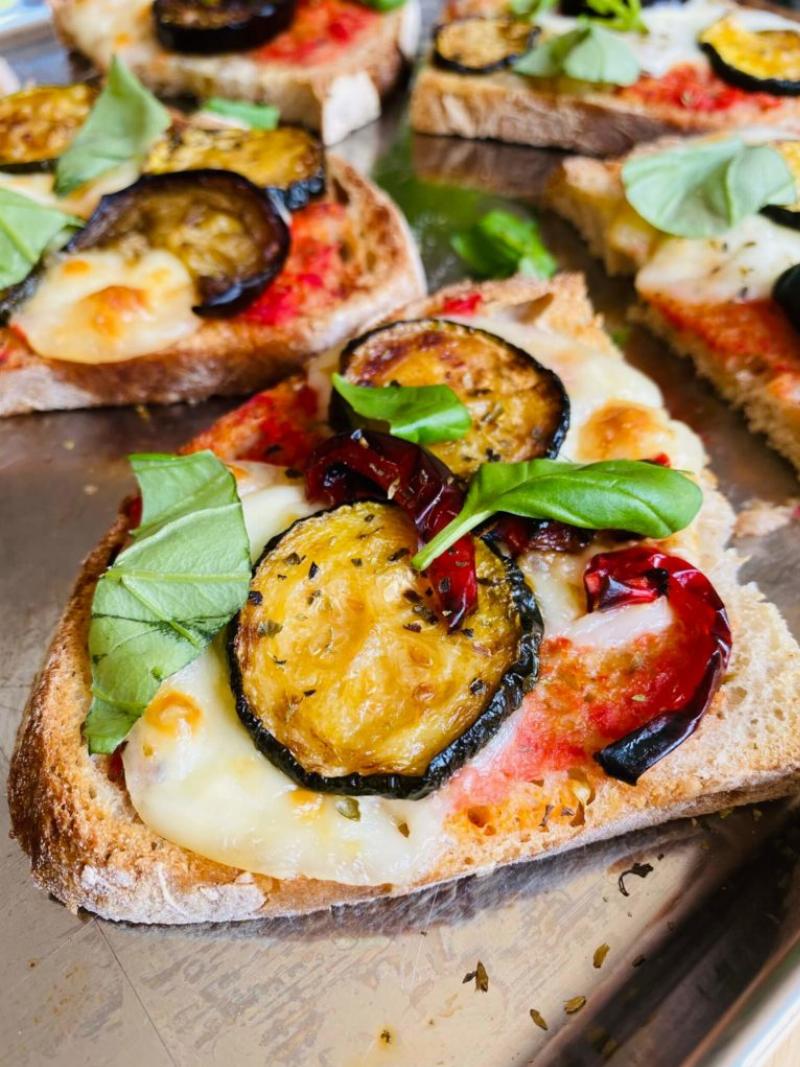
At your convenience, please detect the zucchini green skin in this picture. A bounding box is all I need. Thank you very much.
[701,42,800,97]
[228,507,543,801]
[332,317,570,482]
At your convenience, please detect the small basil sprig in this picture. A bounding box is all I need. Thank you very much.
[56,57,170,196]
[0,189,82,289]
[331,373,471,445]
[412,458,702,570]
[84,451,251,753]
[201,97,280,130]
[585,0,646,33]
[622,138,796,238]
[514,23,640,86]
[452,209,556,280]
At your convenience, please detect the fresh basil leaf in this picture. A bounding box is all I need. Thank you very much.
[509,0,558,20]
[201,97,280,130]
[514,24,640,85]
[84,451,251,753]
[622,138,796,238]
[452,209,557,280]
[0,189,82,289]
[331,372,471,445]
[55,57,170,197]
[358,0,406,10]
[412,458,702,570]
[585,0,646,33]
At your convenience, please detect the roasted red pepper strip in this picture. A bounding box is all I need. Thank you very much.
[584,546,732,784]
[305,429,478,629]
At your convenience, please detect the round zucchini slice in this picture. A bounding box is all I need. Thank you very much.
[763,141,800,231]
[433,17,537,75]
[0,84,95,173]
[700,16,800,96]
[68,170,289,317]
[146,125,325,212]
[334,318,569,481]
[153,0,296,54]
[773,263,800,333]
[230,500,541,799]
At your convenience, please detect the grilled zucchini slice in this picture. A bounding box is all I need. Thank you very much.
[231,501,541,799]
[433,16,537,75]
[700,16,800,96]
[68,170,289,317]
[153,0,296,54]
[0,84,95,173]
[334,319,569,481]
[146,126,325,212]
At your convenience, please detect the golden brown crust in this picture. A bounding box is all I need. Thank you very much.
[8,274,800,923]
[0,157,425,416]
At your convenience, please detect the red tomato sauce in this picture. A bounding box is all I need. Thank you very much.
[622,63,782,114]
[254,0,379,65]
[239,201,349,329]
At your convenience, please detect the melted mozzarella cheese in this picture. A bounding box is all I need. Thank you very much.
[559,597,674,648]
[123,468,447,886]
[0,162,140,219]
[13,248,199,363]
[637,214,800,306]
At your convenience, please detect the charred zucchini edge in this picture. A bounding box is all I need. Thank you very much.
[228,505,543,800]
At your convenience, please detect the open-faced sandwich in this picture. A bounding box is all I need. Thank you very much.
[411,0,800,154]
[0,62,424,415]
[546,131,800,472]
[49,0,420,145]
[9,273,800,923]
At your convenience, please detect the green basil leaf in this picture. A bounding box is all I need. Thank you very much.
[0,189,82,289]
[514,24,640,85]
[201,96,280,130]
[412,458,702,570]
[55,57,170,197]
[452,209,556,280]
[331,372,471,445]
[585,0,646,33]
[622,138,796,238]
[509,0,558,20]
[84,450,251,753]
[358,0,406,10]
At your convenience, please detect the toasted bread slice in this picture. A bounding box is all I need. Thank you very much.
[410,0,800,153]
[545,148,800,474]
[0,156,425,416]
[8,274,800,923]
[49,0,419,145]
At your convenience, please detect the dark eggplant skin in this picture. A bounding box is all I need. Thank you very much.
[433,17,538,76]
[701,37,800,97]
[229,505,543,801]
[560,0,683,12]
[67,169,289,317]
[763,203,800,231]
[332,317,570,482]
[773,263,800,333]
[153,0,296,55]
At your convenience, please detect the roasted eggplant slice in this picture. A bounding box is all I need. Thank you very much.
[700,16,800,96]
[68,170,289,316]
[433,17,537,75]
[153,0,296,54]
[146,126,325,212]
[773,263,800,333]
[560,0,681,13]
[0,84,95,172]
[763,142,800,231]
[230,500,541,799]
[334,319,569,481]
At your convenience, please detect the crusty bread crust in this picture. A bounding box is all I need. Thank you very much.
[0,157,425,416]
[8,275,800,923]
[546,155,800,474]
[49,0,419,145]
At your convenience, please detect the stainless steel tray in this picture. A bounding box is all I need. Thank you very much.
[2,12,800,1066]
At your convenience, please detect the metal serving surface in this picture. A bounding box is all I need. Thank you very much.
[2,13,800,1067]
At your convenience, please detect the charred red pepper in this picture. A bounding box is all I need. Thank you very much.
[584,545,732,784]
[305,429,478,629]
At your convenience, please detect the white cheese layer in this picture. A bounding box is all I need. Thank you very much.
[637,213,800,306]
[538,0,800,80]
[13,248,200,363]
[0,162,140,219]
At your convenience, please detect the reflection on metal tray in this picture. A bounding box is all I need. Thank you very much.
[1,10,800,1067]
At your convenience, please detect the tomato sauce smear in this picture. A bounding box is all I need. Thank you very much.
[621,63,783,114]
[254,0,379,66]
